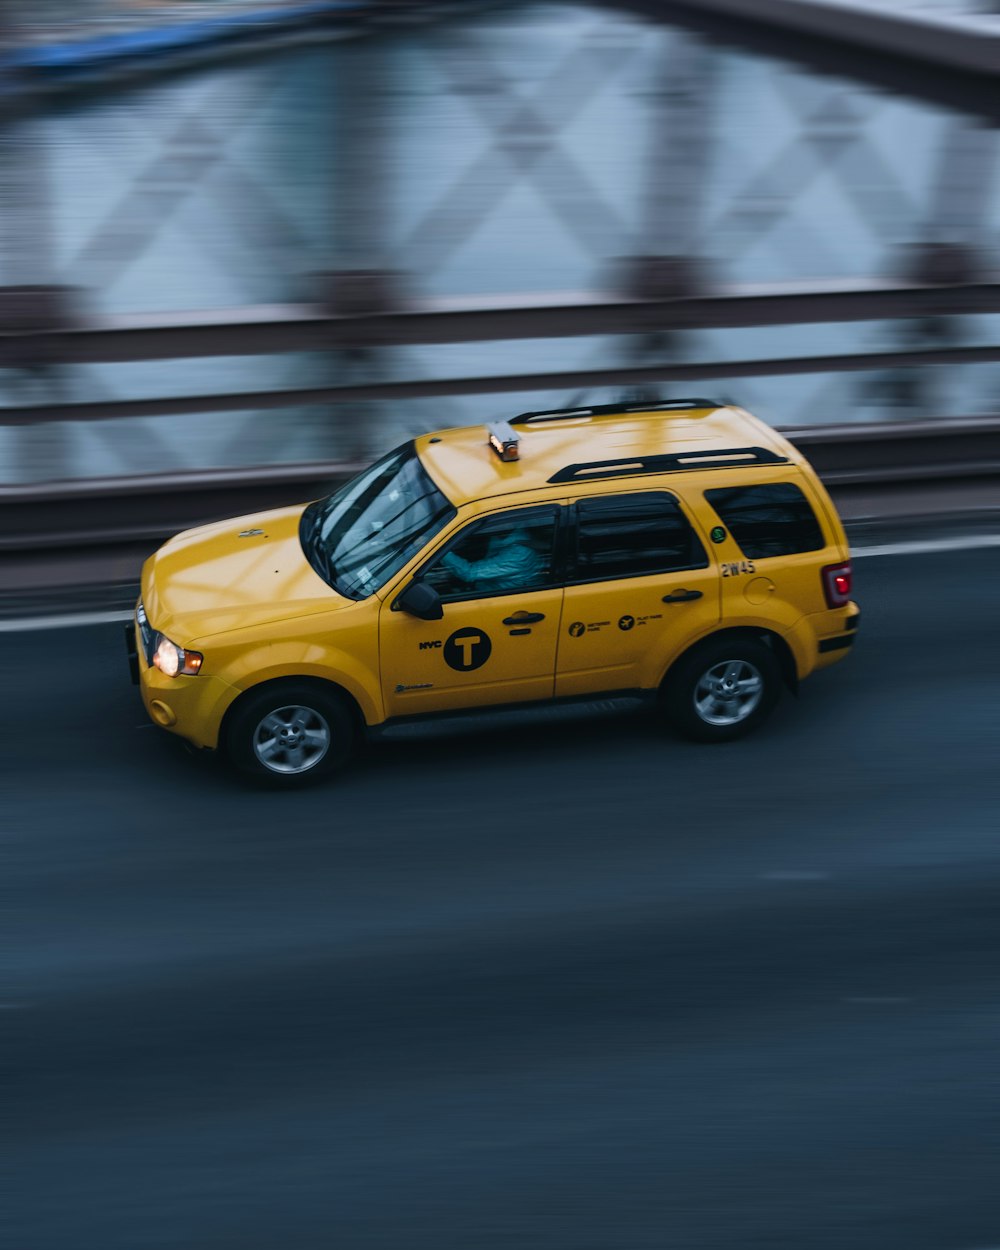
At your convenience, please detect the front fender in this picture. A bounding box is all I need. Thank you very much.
[217,640,383,726]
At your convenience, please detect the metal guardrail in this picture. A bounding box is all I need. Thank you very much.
[637,0,1000,121]
[664,0,1000,79]
[6,343,1000,426]
[2,277,1000,425]
[3,276,999,362]
[3,281,1000,554]
[4,417,998,555]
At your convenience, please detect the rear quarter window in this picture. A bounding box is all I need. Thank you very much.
[705,482,825,559]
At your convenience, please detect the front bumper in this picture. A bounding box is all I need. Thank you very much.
[126,602,238,750]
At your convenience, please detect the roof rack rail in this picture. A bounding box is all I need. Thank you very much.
[548,446,788,485]
[510,398,724,426]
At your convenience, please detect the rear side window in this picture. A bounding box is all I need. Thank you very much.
[572,493,707,582]
[705,482,824,558]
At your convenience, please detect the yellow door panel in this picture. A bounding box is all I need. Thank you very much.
[380,590,563,717]
[379,502,565,718]
[556,571,719,697]
[554,490,721,698]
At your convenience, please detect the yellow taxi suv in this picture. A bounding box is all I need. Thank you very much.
[126,398,859,786]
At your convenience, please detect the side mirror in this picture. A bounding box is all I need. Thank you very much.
[395,580,443,621]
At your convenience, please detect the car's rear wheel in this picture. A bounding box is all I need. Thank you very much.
[662,637,781,742]
[226,683,354,786]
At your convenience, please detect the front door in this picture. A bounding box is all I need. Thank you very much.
[380,505,565,718]
[555,490,720,698]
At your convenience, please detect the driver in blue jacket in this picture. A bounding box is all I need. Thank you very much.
[439,528,544,593]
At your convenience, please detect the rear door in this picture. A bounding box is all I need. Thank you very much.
[555,490,720,698]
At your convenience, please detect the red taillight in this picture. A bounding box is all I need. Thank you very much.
[822,561,852,608]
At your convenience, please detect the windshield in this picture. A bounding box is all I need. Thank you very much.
[300,443,456,600]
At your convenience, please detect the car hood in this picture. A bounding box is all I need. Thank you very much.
[141,503,352,643]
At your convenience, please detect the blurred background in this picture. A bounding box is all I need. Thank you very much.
[4,3,1000,1248]
[4,0,1000,488]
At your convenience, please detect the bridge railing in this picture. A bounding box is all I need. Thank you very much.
[4,1,1000,567]
[3,276,1000,555]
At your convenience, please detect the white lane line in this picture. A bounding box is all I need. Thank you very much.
[1,532,997,633]
[0,609,133,634]
[853,533,1000,558]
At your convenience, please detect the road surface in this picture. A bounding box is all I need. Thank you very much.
[5,546,1000,1248]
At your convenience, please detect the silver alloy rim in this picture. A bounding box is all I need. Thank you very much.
[252,704,331,774]
[693,659,764,727]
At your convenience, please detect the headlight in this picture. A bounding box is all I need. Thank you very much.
[152,634,203,677]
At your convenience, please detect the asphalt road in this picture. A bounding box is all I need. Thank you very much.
[5,547,1000,1250]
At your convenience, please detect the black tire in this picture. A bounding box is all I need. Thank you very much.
[225,682,355,787]
[661,637,781,743]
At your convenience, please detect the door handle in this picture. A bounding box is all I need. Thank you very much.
[503,611,545,625]
[662,589,703,603]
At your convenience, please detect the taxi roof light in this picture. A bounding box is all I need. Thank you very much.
[488,420,520,462]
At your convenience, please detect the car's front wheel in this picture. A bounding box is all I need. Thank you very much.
[226,682,355,786]
[661,637,781,742]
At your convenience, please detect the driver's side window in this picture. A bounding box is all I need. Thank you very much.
[422,508,558,601]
